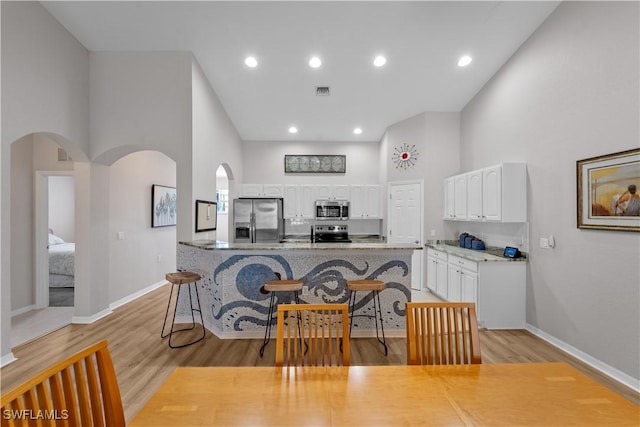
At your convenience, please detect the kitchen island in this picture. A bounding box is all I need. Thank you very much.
[175,240,422,339]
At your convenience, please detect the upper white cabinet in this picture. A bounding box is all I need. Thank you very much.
[444,178,455,219]
[350,184,381,219]
[283,184,315,219]
[466,170,483,220]
[454,174,468,220]
[315,184,350,200]
[443,163,527,223]
[241,184,284,198]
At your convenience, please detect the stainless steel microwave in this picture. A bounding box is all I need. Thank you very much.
[315,200,349,220]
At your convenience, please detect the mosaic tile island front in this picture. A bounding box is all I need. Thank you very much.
[174,240,422,339]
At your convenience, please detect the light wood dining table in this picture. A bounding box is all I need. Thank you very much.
[130,363,639,426]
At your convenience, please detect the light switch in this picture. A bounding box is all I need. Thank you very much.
[539,237,549,249]
[117,231,125,240]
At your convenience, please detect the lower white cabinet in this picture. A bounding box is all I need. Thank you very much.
[426,249,448,296]
[426,247,526,329]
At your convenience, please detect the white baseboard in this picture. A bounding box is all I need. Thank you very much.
[1,352,17,367]
[110,280,167,311]
[72,308,112,324]
[525,323,640,393]
[11,304,36,318]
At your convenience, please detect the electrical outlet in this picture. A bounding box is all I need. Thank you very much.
[157,254,162,263]
[539,237,550,249]
[302,286,309,295]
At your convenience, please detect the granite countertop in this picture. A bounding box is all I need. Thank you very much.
[180,240,422,251]
[425,240,528,262]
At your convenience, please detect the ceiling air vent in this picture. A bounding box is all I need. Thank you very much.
[315,86,330,96]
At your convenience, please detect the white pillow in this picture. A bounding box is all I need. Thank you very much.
[48,234,65,246]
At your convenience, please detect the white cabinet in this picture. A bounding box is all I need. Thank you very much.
[443,163,526,223]
[425,247,526,329]
[454,175,467,220]
[283,184,315,219]
[427,249,448,297]
[466,170,483,220]
[241,184,284,198]
[314,184,350,201]
[482,165,502,221]
[443,176,467,220]
[350,184,381,218]
[447,255,478,304]
[444,178,455,219]
[300,185,315,218]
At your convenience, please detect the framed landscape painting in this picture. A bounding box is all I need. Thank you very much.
[152,185,177,227]
[577,148,640,231]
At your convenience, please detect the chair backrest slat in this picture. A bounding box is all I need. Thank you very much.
[0,340,124,427]
[406,302,482,365]
[276,303,350,367]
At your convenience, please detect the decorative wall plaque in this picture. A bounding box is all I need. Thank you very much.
[284,155,346,173]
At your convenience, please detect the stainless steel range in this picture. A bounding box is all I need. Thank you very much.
[312,224,351,243]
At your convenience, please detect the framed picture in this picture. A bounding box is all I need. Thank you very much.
[195,200,217,232]
[577,148,640,231]
[152,185,177,228]
[284,155,346,173]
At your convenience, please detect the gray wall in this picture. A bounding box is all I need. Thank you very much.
[461,1,639,380]
[1,2,244,362]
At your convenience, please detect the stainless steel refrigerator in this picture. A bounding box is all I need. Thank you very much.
[233,198,284,243]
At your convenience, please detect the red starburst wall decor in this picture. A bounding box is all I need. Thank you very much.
[392,143,419,170]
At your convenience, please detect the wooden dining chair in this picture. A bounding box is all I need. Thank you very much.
[275,303,350,367]
[0,340,125,427]
[406,302,482,365]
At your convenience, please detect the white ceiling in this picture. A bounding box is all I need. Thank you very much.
[42,1,560,143]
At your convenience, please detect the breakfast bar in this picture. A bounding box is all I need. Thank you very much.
[175,240,421,338]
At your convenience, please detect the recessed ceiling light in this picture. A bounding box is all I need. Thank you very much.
[373,56,386,67]
[288,126,298,134]
[458,55,472,67]
[353,127,363,135]
[309,57,322,68]
[244,56,258,68]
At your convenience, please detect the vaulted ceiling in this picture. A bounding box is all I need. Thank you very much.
[42,1,560,143]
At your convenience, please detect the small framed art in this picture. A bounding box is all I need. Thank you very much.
[152,185,177,228]
[195,200,217,232]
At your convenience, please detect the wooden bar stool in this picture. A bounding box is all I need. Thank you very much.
[346,279,388,355]
[259,276,304,357]
[161,271,205,348]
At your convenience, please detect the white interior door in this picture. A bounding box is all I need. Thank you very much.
[388,181,423,290]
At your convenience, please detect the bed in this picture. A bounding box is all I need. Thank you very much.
[49,232,75,288]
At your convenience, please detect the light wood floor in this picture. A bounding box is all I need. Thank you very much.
[2,285,638,423]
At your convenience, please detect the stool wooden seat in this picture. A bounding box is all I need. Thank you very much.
[259,278,304,357]
[264,279,304,292]
[161,271,205,348]
[346,279,388,355]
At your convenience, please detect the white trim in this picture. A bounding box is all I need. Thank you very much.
[109,280,168,311]
[526,323,640,393]
[11,304,36,317]
[1,352,17,367]
[72,308,112,325]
